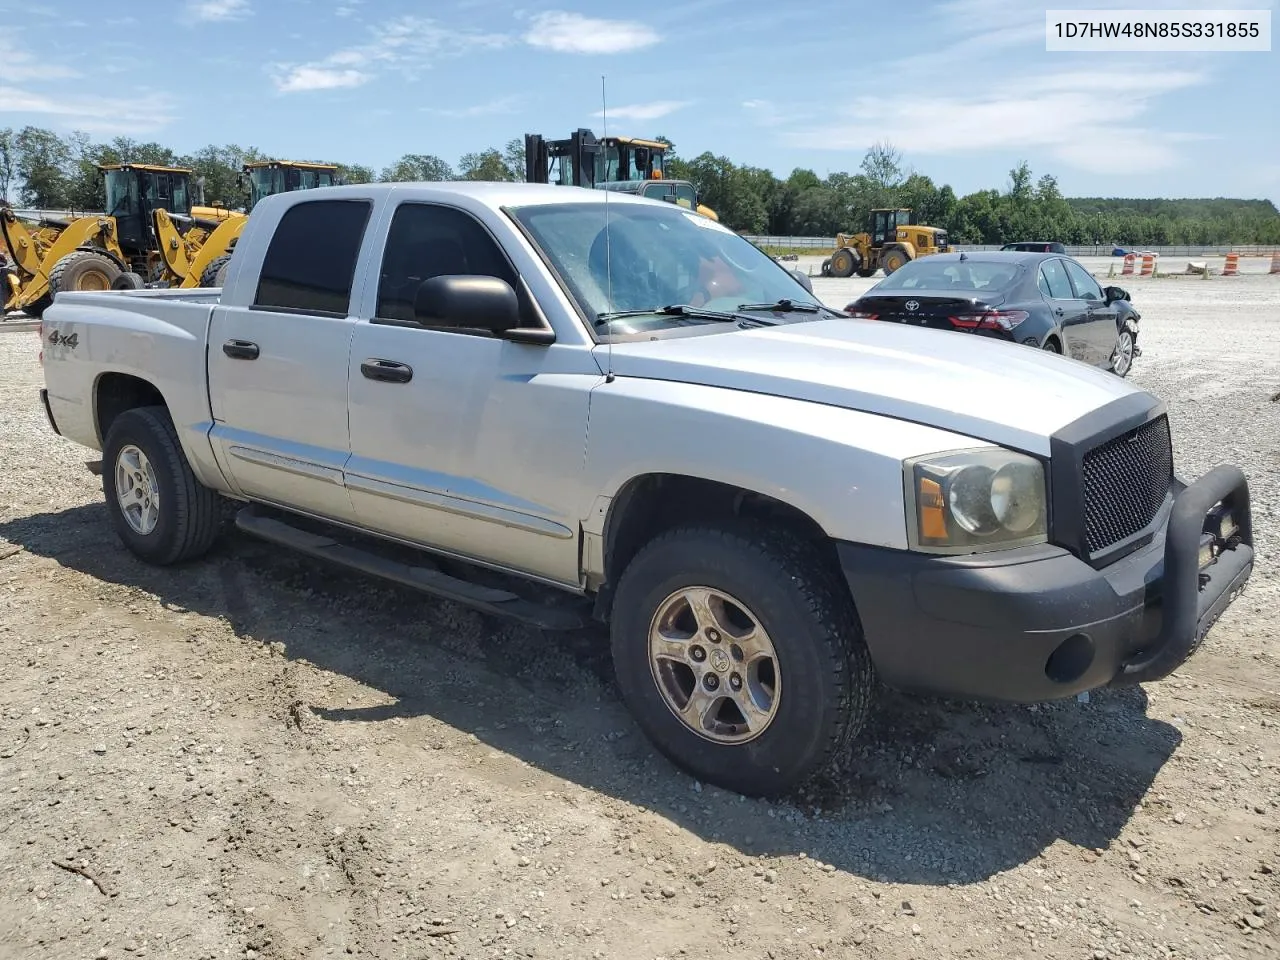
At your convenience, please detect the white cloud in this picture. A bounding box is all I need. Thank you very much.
[186,0,250,22]
[0,30,80,80]
[272,66,369,93]
[779,69,1208,175]
[0,85,176,134]
[594,99,690,122]
[524,11,659,54]
[422,95,524,118]
[269,16,508,93]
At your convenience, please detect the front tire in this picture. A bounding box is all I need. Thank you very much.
[199,255,232,288]
[102,406,223,565]
[1110,328,1135,377]
[49,251,122,295]
[609,523,874,797]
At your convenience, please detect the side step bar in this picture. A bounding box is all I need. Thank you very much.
[233,507,591,631]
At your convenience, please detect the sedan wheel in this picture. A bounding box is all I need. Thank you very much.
[1111,329,1135,377]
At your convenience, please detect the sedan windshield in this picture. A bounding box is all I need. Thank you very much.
[873,258,1022,293]
[506,201,824,334]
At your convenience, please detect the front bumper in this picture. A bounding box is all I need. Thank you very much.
[838,464,1253,702]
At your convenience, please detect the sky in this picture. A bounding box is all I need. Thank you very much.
[2,0,1278,204]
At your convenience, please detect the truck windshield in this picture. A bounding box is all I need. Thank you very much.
[507,201,822,333]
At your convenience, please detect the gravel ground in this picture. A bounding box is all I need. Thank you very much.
[1,272,1278,960]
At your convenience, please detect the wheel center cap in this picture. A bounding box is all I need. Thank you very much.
[709,649,731,673]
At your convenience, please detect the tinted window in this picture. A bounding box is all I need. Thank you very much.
[254,199,372,315]
[1062,258,1103,301]
[375,202,521,324]
[1038,259,1074,299]
[874,258,1020,292]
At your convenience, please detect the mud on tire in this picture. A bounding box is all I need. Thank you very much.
[609,522,875,798]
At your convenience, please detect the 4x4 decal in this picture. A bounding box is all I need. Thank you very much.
[48,330,78,349]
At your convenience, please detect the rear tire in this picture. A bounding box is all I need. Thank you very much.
[609,522,874,798]
[881,246,910,275]
[1042,337,1062,354]
[102,406,223,566]
[199,255,232,288]
[49,251,122,296]
[111,271,145,290]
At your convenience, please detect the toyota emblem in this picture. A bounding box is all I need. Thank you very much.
[905,300,919,312]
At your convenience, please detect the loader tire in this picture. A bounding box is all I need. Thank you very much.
[49,251,122,296]
[881,246,911,276]
[24,295,53,319]
[112,271,145,290]
[828,247,858,279]
[199,255,232,288]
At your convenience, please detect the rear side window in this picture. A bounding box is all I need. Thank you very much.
[1038,259,1075,299]
[254,199,372,316]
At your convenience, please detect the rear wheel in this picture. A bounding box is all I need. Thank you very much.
[1042,337,1062,354]
[609,523,875,797]
[111,271,145,290]
[49,251,122,296]
[828,247,858,279]
[102,406,223,565]
[199,255,232,288]
[881,246,910,275]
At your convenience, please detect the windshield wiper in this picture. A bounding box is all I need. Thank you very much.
[735,298,822,313]
[595,304,743,326]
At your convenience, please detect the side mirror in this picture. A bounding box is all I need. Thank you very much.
[1103,285,1129,303]
[414,275,519,334]
[790,268,813,293]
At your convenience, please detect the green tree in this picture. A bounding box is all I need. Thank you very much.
[458,148,516,181]
[0,128,15,203]
[15,126,72,208]
[380,154,453,181]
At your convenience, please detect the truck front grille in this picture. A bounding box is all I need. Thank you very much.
[1080,414,1173,554]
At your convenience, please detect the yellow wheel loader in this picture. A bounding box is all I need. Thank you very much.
[193,160,342,288]
[1,163,248,315]
[524,128,719,221]
[821,208,950,279]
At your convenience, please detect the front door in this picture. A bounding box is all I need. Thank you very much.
[1061,257,1118,366]
[1036,257,1091,361]
[343,200,594,587]
[206,196,375,522]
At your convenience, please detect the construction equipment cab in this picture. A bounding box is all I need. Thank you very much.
[524,128,719,221]
[825,208,950,279]
[243,161,340,211]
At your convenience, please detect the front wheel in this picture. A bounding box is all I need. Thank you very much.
[102,406,224,565]
[609,523,875,797]
[1110,328,1135,377]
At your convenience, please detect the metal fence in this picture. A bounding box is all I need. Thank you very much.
[743,236,1280,257]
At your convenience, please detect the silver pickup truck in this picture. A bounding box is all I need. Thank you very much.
[37,182,1254,797]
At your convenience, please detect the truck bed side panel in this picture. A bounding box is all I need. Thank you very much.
[39,292,229,494]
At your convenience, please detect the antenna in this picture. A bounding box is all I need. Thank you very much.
[601,74,615,383]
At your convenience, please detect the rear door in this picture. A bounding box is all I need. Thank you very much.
[205,196,376,522]
[1036,257,1091,361]
[1061,257,1117,366]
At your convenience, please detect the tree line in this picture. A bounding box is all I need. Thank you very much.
[2,126,1277,246]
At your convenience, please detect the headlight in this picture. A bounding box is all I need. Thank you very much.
[904,448,1048,553]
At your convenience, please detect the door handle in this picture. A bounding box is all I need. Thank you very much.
[222,339,259,360]
[360,358,413,384]
[1053,307,1065,317]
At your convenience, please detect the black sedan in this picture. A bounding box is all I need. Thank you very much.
[842,251,1141,376]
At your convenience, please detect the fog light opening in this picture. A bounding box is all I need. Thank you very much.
[1045,633,1095,685]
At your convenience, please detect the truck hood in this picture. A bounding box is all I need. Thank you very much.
[598,317,1146,455]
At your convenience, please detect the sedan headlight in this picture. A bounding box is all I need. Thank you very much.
[904,448,1048,553]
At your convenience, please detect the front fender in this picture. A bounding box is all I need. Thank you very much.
[582,376,995,551]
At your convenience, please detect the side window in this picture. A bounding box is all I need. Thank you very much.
[1038,259,1075,299]
[1062,258,1103,301]
[254,199,372,316]
[375,202,523,326]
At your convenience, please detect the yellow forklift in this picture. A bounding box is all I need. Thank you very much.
[822,208,950,278]
[523,128,718,220]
